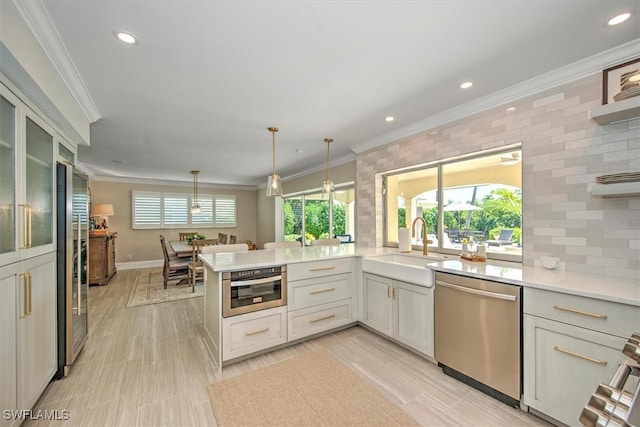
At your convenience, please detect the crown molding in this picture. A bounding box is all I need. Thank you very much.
[88,173,259,191]
[12,0,101,123]
[350,40,640,154]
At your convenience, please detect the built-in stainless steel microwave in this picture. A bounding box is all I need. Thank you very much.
[222,266,287,317]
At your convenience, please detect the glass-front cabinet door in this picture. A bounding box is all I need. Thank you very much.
[0,82,55,266]
[0,89,18,266]
[24,115,54,252]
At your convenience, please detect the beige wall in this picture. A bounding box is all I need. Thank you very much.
[282,161,356,195]
[255,191,275,248]
[91,180,258,263]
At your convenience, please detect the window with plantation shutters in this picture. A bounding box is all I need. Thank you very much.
[132,191,236,229]
[215,195,236,227]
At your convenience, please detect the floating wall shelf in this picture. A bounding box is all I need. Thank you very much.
[590,97,640,125]
[591,182,640,198]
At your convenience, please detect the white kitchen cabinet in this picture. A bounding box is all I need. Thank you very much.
[286,258,355,342]
[362,273,393,335]
[0,83,55,268]
[523,288,639,427]
[362,273,434,357]
[0,252,56,424]
[0,264,17,427]
[222,306,287,361]
[288,299,352,341]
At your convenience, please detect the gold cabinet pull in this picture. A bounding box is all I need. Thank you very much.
[309,287,335,295]
[27,206,32,248]
[392,287,396,300]
[19,273,29,318]
[387,285,392,297]
[27,272,32,315]
[19,205,31,248]
[310,313,336,323]
[244,327,269,336]
[554,346,608,366]
[553,305,607,319]
[309,266,336,272]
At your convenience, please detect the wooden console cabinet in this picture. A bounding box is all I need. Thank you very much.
[89,232,117,285]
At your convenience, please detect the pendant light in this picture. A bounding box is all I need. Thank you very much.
[191,170,201,213]
[321,137,335,199]
[266,126,283,197]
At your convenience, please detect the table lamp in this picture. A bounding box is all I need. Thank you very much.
[93,204,114,228]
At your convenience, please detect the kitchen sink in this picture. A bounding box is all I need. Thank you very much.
[362,253,449,286]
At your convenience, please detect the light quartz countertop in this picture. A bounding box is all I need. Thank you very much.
[200,245,640,306]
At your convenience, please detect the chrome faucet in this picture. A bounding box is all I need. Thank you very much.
[411,217,432,256]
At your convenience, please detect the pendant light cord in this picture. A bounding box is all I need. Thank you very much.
[269,127,279,177]
[324,138,333,182]
[191,170,199,205]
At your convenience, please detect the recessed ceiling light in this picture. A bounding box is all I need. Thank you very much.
[460,81,473,89]
[506,106,516,112]
[608,12,631,26]
[385,116,395,122]
[115,31,138,44]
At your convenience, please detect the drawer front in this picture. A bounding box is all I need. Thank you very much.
[287,258,353,281]
[288,299,352,341]
[524,288,639,338]
[222,306,287,361]
[288,273,351,310]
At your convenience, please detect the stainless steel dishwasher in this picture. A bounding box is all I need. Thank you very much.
[434,271,522,407]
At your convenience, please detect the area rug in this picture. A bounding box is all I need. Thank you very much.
[207,348,419,426]
[126,267,203,307]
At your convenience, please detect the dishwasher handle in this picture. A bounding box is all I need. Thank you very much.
[436,280,517,301]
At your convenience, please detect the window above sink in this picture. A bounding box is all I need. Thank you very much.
[383,145,522,263]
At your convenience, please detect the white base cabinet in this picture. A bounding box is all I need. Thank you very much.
[222,306,287,362]
[362,273,434,357]
[0,252,57,427]
[523,288,639,427]
[287,258,355,342]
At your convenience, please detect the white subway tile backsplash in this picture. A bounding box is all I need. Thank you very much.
[356,75,639,277]
[544,236,586,247]
[533,93,565,108]
[566,210,603,220]
[533,228,566,236]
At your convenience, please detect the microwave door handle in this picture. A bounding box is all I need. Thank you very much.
[230,275,282,287]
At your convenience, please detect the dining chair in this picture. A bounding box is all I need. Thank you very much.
[310,238,341,246]
[263,241,301,250]
[187,238,219,292]
[160,235,190,289]
[229,235,237,244]
[179,232,197,241]
[218,233,228,244]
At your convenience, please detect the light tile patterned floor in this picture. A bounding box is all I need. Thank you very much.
[28,269,554,426]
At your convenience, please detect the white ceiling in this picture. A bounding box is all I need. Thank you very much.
[27,1,640,188]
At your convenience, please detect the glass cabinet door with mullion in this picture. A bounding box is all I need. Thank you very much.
[0,88,18,266]
[23,112,54,256]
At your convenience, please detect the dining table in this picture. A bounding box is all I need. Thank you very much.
[169,240,196,257]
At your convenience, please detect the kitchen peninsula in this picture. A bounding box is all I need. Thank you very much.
[201,245,639,426]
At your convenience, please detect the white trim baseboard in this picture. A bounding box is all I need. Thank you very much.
[116,259,163,270]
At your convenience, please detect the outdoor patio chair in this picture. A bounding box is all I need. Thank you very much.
[486,229,514,247]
